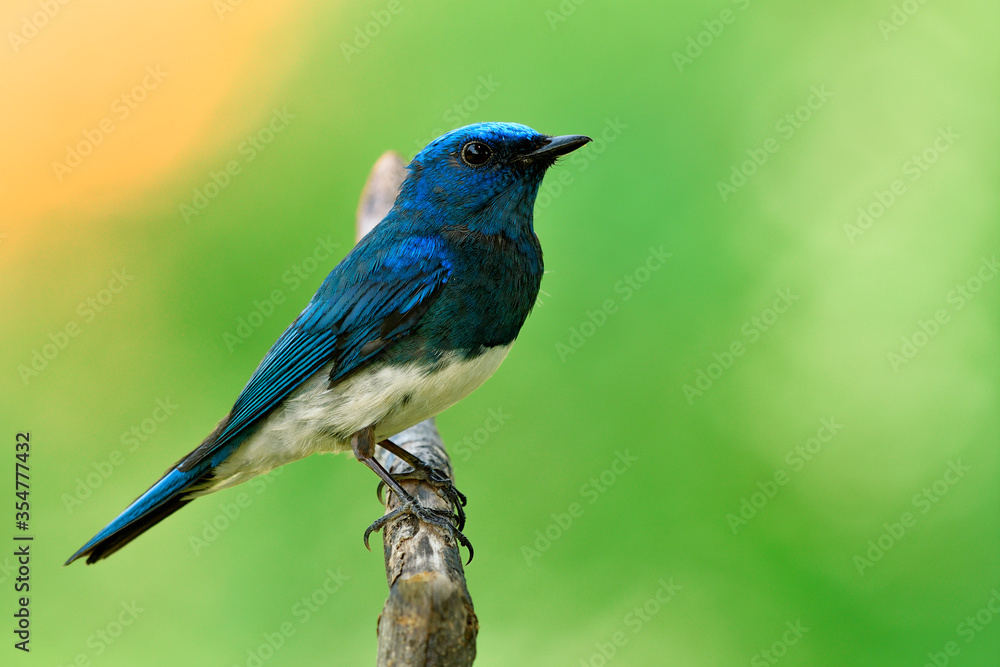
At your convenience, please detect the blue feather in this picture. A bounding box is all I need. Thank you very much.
[65,468,201,564]
[66,122,590,565]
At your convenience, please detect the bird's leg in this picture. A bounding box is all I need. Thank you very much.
[352,425,418,507]
[376,438,467,531]
[351,427,473,562]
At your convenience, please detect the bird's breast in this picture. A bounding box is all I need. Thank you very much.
[422,227,543,350]
[369,344,511,437]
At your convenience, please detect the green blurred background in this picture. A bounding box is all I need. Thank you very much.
[2,0,998,665]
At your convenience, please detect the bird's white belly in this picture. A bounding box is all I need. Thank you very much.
[208,345,510,490]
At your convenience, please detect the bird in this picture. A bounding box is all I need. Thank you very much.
[66,122,591,566]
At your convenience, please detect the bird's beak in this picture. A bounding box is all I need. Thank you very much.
[521,134,592,162]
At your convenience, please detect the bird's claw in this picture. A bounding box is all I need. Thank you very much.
[376,464,467,531]
[363,500,474,564]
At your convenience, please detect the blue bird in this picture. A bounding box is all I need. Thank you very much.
[66,122,590,566]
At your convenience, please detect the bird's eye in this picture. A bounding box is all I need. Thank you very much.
[460,141,492,167]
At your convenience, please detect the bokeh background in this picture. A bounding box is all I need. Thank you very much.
[2,0,998,665]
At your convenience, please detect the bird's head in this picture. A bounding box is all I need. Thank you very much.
[398,122,591,232]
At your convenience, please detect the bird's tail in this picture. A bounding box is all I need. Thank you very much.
[64,464,210,565]
[65,415,247,565]
[65,412,256,566]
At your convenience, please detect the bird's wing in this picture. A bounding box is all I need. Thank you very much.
[65,234,452,564]
[177,234,453,472]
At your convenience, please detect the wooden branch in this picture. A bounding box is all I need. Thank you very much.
[355,152,478,667]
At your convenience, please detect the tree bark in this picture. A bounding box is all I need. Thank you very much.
[355,152,478,667]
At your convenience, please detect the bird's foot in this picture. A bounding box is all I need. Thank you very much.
[376,464,467,531]
[376,438,467,531]
[363,498,474,564]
